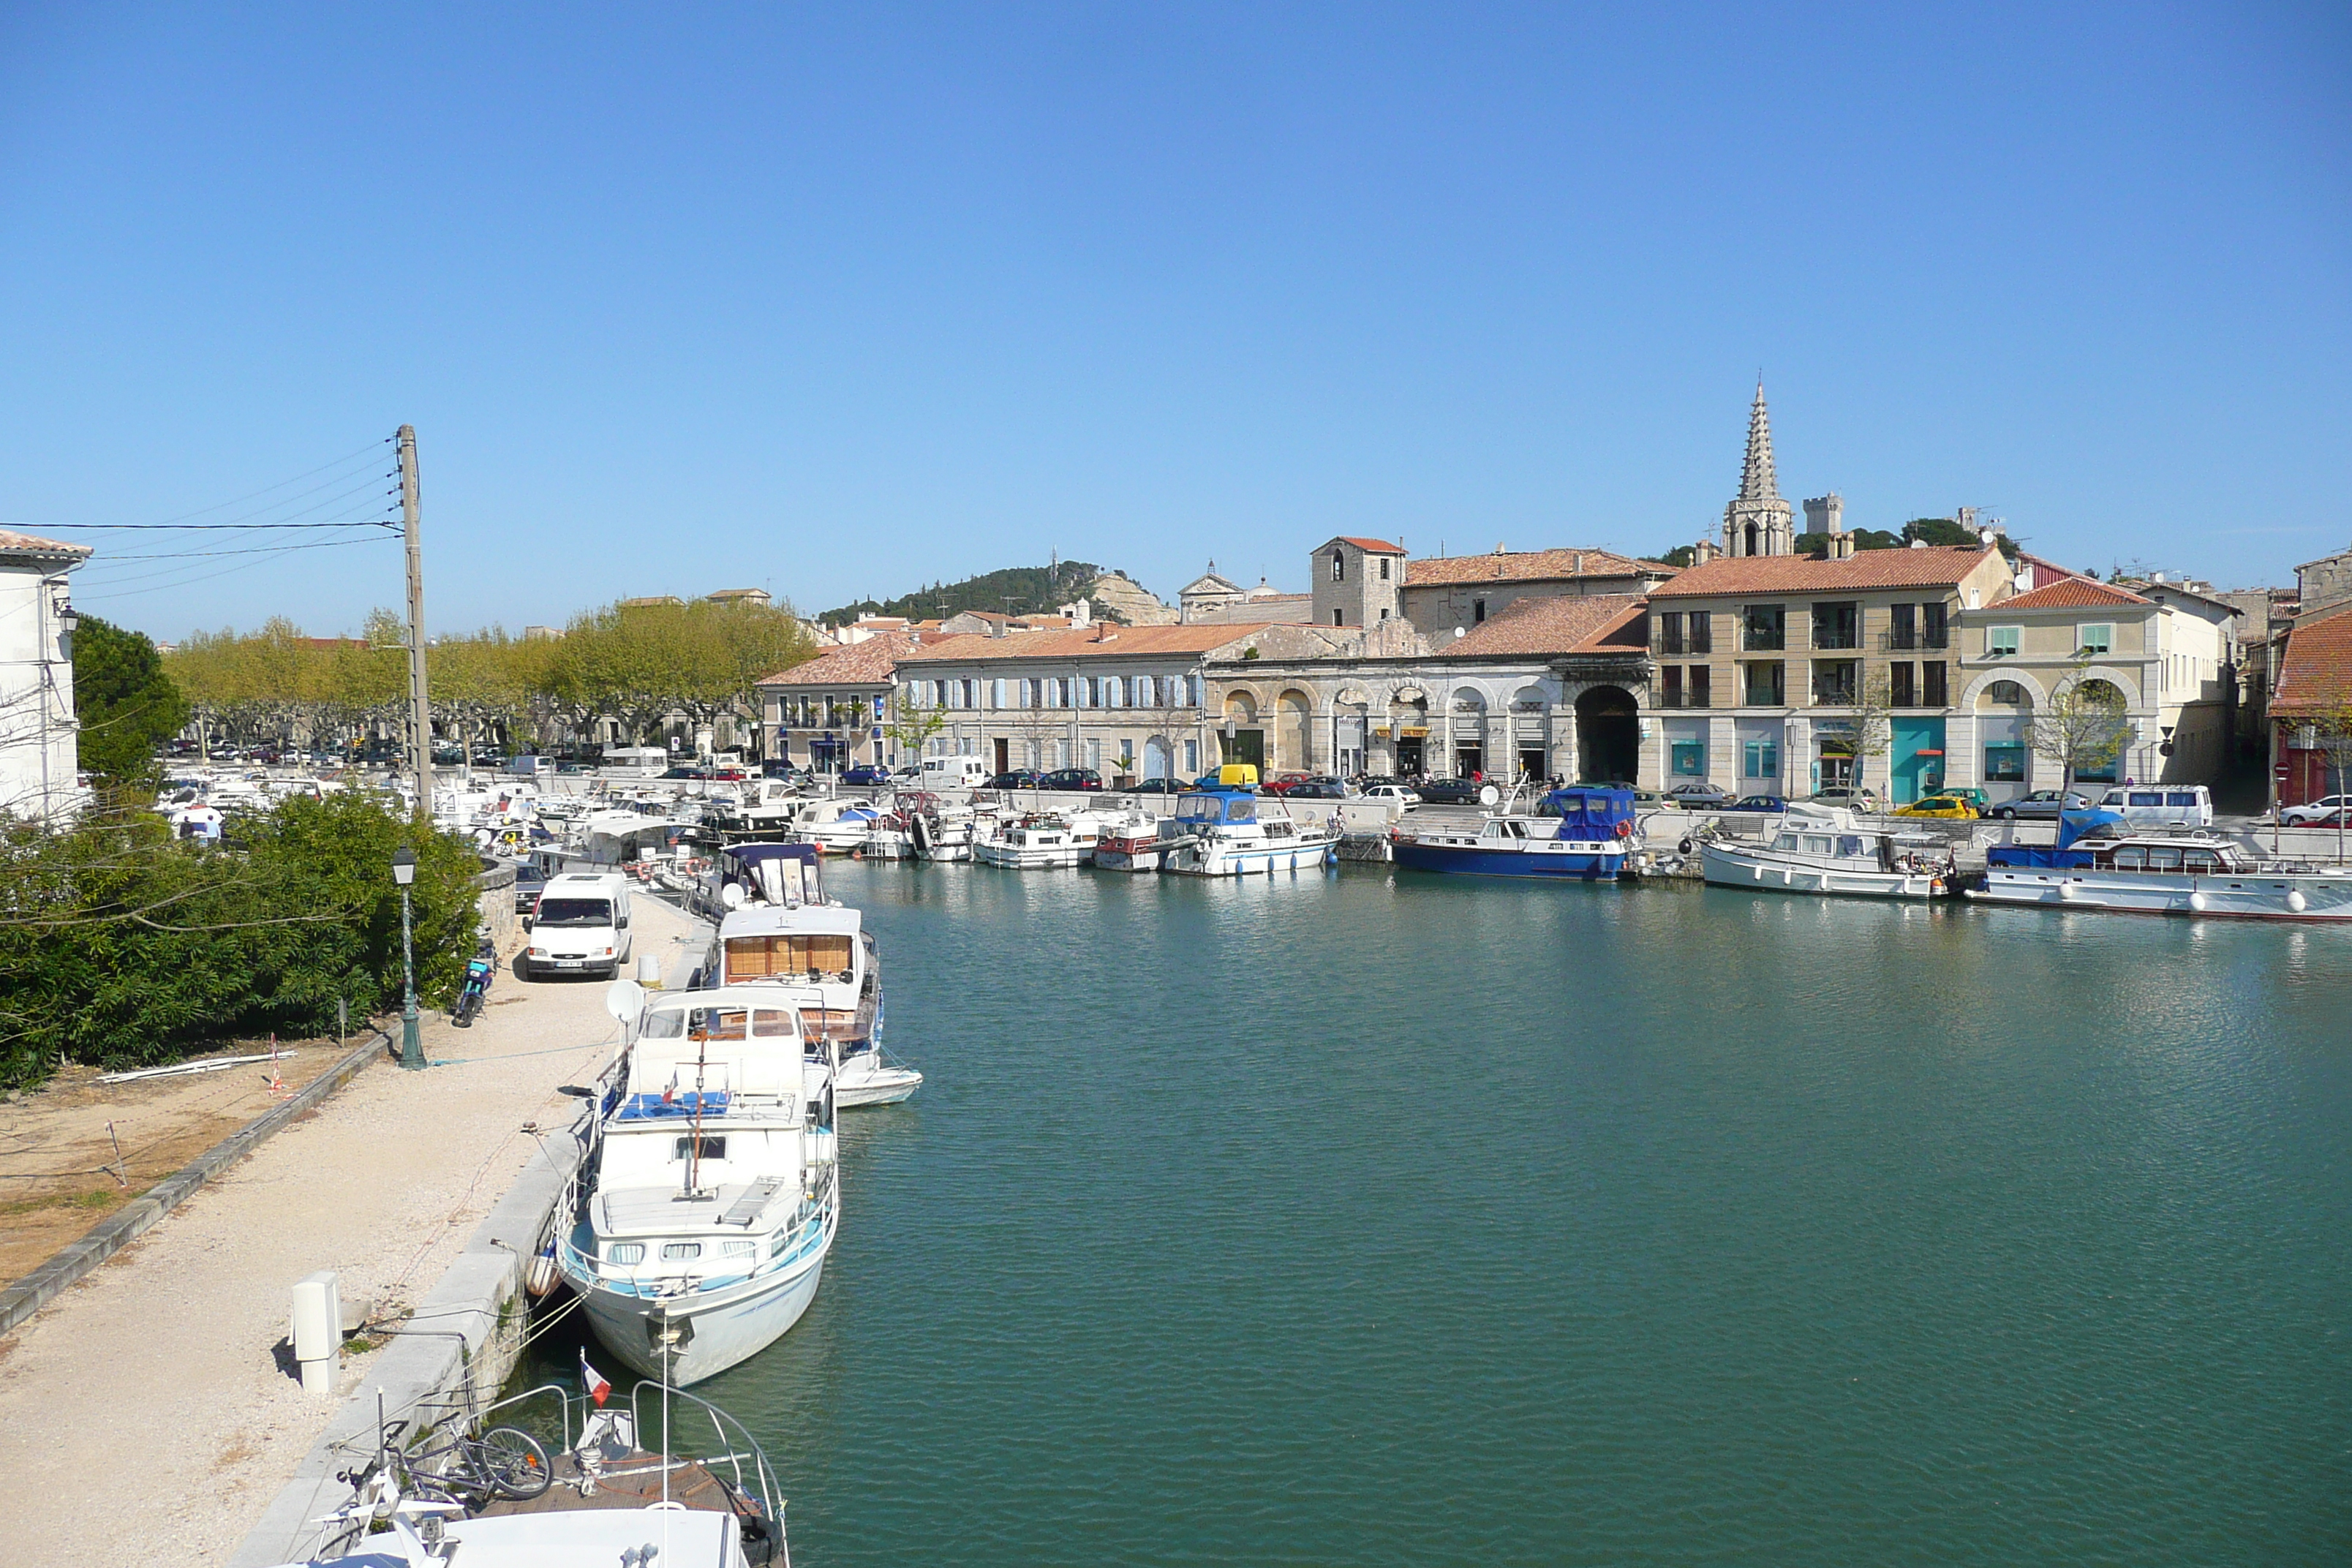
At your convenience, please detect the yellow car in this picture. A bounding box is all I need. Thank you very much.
[1892,794,1978,820]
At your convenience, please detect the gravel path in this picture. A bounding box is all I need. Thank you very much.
[0,894,709,1568]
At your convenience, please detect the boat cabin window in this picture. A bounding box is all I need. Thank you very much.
[535,897,614,927]
[1836,835,1865,857]
[1803,835,1835,855]
[660,1242,703,1261]
[725,933,855,983]
[1179,795,1255,823]
[605,1243,645,1264]
[723,1240,757,1258]
[1772,832,1801,851]
[643,1006,798,1041]
[2107,845,2146,870]
[2182,849,2220,873]
[673,1135,727,1161]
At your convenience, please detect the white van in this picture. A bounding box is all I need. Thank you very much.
[920,756,992,791]
[2096,785,2214,828]
[524,872,636,980]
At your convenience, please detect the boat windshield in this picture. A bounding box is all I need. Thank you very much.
[534,897,612,927]
[1178,794,1255,823]
[641,1006,799,1041]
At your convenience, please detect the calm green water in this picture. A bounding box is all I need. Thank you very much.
[537,864,2352,1562]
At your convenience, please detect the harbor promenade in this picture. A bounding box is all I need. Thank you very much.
[0,896,708,1568]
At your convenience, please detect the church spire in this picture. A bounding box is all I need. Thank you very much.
[1739,377,1779,501]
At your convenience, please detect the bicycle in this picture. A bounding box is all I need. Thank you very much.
[361,1417,555,1508]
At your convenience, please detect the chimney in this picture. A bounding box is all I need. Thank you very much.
[1572,552,1583,575]
[988,617,1006,638]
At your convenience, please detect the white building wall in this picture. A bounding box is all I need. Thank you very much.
[0,556,86,821]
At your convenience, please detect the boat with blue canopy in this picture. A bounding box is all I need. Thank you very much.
[1391,785,1638,880]
[1972,808,2352,920]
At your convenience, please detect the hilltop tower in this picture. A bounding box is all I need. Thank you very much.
[1722,381,1795,557]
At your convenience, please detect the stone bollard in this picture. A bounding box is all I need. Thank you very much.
[290,1271,342,1396]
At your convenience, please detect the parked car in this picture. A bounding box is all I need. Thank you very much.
[1286,780,1352,800]
[1132,776,1188,794]
[1416,777,1488,806]
[1665,782,1733,808]
[1991,790,2091,821]
[2095,785,2214,828]
[2280,794,2352,827]
[1937,786,1991,812]
[1892,794,1978,820]
[1038,768,1104,791]
[1810,785,1880,811]
[709,766,749,783]
[984,769,1042,790]
[1191,772,1229,789]
[1727,794,1789,814]
[1627,789,1677,810]
[1361,783,1422,806]
[841,764,892,785]
[760,758,799,779]
[511,863,549,915]
[1262,772,1316,796]
[658,765,710,780]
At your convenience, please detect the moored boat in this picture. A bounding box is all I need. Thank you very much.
[1158,786,1335,876]
[974,810,1107,869]
[1699,803,1953,899]
[1392,785,1637,880]
[1971,809,2352,920]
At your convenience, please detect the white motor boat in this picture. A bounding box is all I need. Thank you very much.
[693,843,923,1108]
[1972,810,2352,920]
[974,810,1109,868]
[792,797,882,855]
[1158,786,1336,876]
[1090,803,1170,871]
[559,984,839,1386]
[1700,804,1953,900]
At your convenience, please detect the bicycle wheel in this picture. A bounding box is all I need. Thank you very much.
[475,1426,553,1500]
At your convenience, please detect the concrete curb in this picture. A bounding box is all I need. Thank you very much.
[0,1031,391,1338]
[226,1117,589,1568]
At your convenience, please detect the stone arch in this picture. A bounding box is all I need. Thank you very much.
[1220,690,1264,772]
[1277,688,1314,772]
[1142,733,1173,780]
[1574,685,1641,785]
[1509,684,1553,781]
[1222,690,1259,724]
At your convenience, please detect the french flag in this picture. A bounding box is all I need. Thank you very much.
[581,1352,612,1408]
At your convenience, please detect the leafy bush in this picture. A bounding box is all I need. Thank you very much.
[0,791,480,1088]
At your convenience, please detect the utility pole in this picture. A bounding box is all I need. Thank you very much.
[396,425,434,815]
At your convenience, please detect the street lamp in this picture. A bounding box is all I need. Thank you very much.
[391,845,423,1071]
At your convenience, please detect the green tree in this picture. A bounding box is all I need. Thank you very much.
[71,616,188,793]
[2032,677,2132,796]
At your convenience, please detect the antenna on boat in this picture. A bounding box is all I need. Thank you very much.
[684,1034,710,1198]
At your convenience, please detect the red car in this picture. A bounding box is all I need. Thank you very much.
[1262,772,1316,796]
[710,766,748,782]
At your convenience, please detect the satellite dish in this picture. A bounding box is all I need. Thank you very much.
[1479,784,1500,806]
[1453,627,1466,639]
[720,881,745,909]
[604,978,645,1024]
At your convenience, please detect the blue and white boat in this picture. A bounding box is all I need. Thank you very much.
[1158,785,1337,875]
[1972,808,2352,921]
[560,984,838,1385]
[1391,786,1637,880]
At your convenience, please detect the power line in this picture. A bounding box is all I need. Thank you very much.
[96,438,389,528]
[80,529,396,562]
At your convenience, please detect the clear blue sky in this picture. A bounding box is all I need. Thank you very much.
[2,4,2346,641]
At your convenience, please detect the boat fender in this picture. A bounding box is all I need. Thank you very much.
[1613,820,1632,839]
[524,1245,560,1297]
[2187,892,2209,913]
[1677,837,1695,856]
[2287,889,2308,913]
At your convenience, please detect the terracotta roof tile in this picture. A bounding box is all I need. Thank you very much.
[1997,578,2151,610]
[0,528,94,559]
[1405,547,1662,587]
[900,623,1272,662]
[2274,603,2352,717]
[759,632,923,687]
[1330,535,1405,554]
[1646,545,2001,598]
[1433,594,1648,658]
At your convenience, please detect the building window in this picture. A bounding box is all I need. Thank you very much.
[1657,611,1685,656]
[1744,739,1779,779]
[1689,613,1711,655]
[1473,598,1487,624]
[1087,739,1101,771]
[1332,552,1346,582]
[1188,674,1202,707]
[1671,740,1706,776]
[1812,602,1858,651]
[1891,662,1915,706]
[1890,603,1917,652]
[1985,745,2026,782]
[1184,739,1199,772]
[1333,609,1345,626]
[1743,662,1785,706]
[1743,605,1785,651]
[992,679,1006,709]
[1662,668,1684,708]
[1689,666,1711,709]
[1379,558,1390,580]
[1988,679,2024,704]
[2078,623,2113,655]
[1922,603,1948,649]
[1923,661,1947,706]
[1986,625,2020,657]
[1810,661,1857,706]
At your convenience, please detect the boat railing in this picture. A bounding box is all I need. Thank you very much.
[560,1167,835,1298]
[626,1378,786,1526]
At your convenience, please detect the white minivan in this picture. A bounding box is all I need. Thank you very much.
[524,872,636,979]
[2096,785,2214,828]
[920,756,993,791]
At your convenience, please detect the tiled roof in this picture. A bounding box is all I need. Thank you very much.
[900,623,1273,663]
[1404,547,1665,587]
[1646,544,2001,598]
[1329,535,1405,554]
[758,632,923,687]
[1997,578,2151,611]
[1433,594,1648,659]
[0,528,94,559]
[2274,603,2352,716]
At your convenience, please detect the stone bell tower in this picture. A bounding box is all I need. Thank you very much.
[1721,380,1795,557]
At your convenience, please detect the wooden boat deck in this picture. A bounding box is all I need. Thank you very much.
[476,1450,750,1519]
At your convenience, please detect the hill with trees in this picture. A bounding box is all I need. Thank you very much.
[820,561,1115,627]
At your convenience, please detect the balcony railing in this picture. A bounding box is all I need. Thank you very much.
[1880,629,1950,652]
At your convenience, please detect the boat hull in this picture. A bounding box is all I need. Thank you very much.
[1970,867,2352,920]
[570,1223,833,1386]
[1393,841,1626,879]
[1701,842,1942,899]
[973,842,1092,868]
[1092,836,1164,872]
[1162,838,1335,876]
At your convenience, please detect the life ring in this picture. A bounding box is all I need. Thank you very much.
[1613,819,1632,840]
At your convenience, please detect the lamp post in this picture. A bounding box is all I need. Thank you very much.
[391,845,423,1071]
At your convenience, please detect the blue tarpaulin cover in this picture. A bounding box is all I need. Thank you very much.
[615,1091,731,1120]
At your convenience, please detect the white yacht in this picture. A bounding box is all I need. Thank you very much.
[974,810,1109,869]
[694,843,922,1108]
[792,797,882,855]
[1089,803,1170,872]
[1972,815,2352,920]
[1158,786,1336,876]
[1700,804,1954,900]
[559,983,838,1386]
